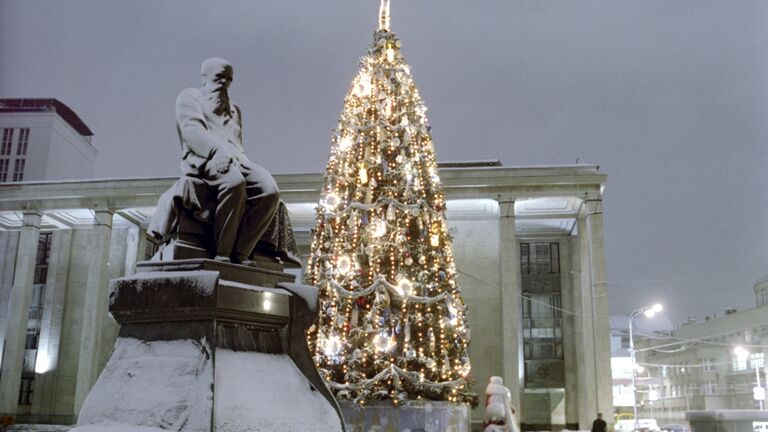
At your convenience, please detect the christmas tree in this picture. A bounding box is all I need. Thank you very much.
[306,0,474,406]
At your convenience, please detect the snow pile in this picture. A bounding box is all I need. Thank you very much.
[110,270,219,297]
[74,337,212,432]
[215,349,342,432]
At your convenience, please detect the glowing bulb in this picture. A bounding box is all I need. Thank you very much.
[323,193,341,210]
[460,361,471,377]
[337,256,352,274]
[359,167,368,184]
[372,219,387,238]
[430,234,440,247]
[396,278,412,296]
[323,334,342,356]
[374,332,394,352]
[734,346,750,360]
[353,72,372,98]
[386,48,395,62]
[339,136,353,151]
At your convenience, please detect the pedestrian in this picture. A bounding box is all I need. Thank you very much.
[591,413,607,432]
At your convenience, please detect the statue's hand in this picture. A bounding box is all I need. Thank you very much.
[210,149,233,175]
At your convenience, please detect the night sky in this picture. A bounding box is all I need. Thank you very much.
[2,1,767,324]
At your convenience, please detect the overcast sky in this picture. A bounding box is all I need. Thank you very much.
[1,1,767,324]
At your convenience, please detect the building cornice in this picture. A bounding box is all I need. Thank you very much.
[0,165,606,212]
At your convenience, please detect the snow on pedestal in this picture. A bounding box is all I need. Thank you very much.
[75,338,213,431]
[215,350,341,432]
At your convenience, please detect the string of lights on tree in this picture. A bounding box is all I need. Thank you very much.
[305,0,475,406]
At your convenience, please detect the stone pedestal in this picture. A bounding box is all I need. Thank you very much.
[72,259,344,432]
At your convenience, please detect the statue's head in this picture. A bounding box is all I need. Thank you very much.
[201,57,233,91]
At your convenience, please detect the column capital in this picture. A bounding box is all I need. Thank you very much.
[21,210,43,228]
[92,209,115,228]
[581,199,602,217]
[496,195,515,218]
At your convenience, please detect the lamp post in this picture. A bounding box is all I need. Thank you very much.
[629,303,663,431]
[734,346,765,410]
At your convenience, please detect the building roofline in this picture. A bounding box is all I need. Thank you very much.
[0,98,94,137]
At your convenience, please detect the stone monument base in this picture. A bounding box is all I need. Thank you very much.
[72,259,343,432]
[341,400,471,432]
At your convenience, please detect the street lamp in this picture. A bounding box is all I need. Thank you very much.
[734,346,765,410]
[629,303,663,431]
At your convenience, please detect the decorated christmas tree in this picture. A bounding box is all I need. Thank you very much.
[306,0,474,406]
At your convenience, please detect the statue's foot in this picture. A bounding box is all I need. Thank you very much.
[232,254,258,268]
[214,255,231,263]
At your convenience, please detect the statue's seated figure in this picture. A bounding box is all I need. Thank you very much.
[148,58,300,268]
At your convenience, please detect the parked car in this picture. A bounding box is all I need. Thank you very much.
[660,424,690,432]
[616,419,662,432]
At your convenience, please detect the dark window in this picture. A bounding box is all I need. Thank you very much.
[522,292,564,360]
[0,159,9,182]
[16,128,29,155]
[520,242,560,275]
[24,329,40,350]
[12,159,25,181]
[18,376,34,405]
[1,128,12,155]
[520,243,530,275]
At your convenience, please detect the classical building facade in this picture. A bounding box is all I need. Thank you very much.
[0,99,96,182]
[0,164,613,429]
[633,280,768,424]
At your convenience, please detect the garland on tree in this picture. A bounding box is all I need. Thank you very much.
[305,1,475,406]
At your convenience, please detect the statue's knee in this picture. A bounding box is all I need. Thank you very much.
[221,171,246,193]
[264,179,280,204]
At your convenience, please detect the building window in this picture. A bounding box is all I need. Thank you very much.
[751,352,765,369]
[0,159,9,182]
[12,158,25,181]
[521,242,560,275]
[18,376,34,405]
[758,288,768,307]
[700,357,716,372]
[16,128,29,156]
[732,355,748,372]
[702,381,717,395]
[18,232,52,404]
[522,292,564,360]
[1,128,12,155]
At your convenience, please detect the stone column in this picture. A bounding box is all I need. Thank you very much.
[575,215,598,428]
[559,239,579,429]
[498,197,522,411]
[32,229,73,414]
[123,224,146,276]
[73,210,114,415]
[0,211,42,415]
[584,199,614,424]
[0,230,21,382]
